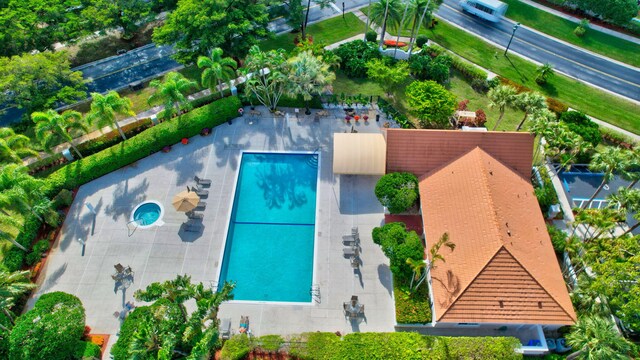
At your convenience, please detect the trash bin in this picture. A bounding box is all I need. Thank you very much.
[548,204,561,219]
[231,86,237,96]
[62,148,74,161]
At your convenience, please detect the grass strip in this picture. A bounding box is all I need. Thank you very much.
[260,13,366,52]
[501,0,640,68]
[423,20,640,134]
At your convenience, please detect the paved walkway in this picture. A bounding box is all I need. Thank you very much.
[519,0,640,45]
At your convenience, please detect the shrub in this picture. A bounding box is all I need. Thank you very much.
[457,99,469,111]
[450,56,487,81]
[73,341,101,360]
[600,127,636,149]
[336,332,426,359]
[25,251,41,266]
[277,95,323,109]
[333,40,380,78]
[374,172,419,213]
[372,222,424,282]
[52,189,74,209]
[394,281,432,323]
[10,292,85,360]
[547,224,568,253]
[365,30,377,42]
[471,78,489,93]
[546,97,569,116]
[256,335,284,352]
[34,239,50,254]
[75,118,153,158]
[475,109,487,126]
[560,111,601,147]
[110,306,153,360]
[415,34,429,48]
[533,167,559,215]
[377,98,412,129]
[3,249,25,272]
[289,332,341,360]
[433,336,522,359]
[44,96,241,197]
[220,334,252,360]
[574,25,586,37]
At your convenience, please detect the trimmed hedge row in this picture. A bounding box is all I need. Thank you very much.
[426,44,487,81]
[44,96,241,197]
[285,332,523,360]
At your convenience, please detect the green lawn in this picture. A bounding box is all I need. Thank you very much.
[423,21,640,134]
[501,0,640,67]
[332,70,525,131]
[260,13,366,52]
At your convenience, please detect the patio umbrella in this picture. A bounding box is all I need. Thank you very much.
[172,190,200,212]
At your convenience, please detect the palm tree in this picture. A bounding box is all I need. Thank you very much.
[620,148,640,189]
[566,316,634,360]
[0,213,27,251]
[287,51,336,115]
[148,72,198,121]
[0,164,58,227]
[370,0,404,48]
[0,128,38,165]
[134,274,194,321]
[514,92,547,131]
[528,109,556,162]
[535,63,555,85]
[31,109,88,159]
[608,187,640,236]
[0,270,36,325]
[582,147,629,209]
[406,0,442,54]
[406,257,426,292]
[488,85,517,130]
[197,48,237,98]
[428,232,456,271]
[86,91,135,141]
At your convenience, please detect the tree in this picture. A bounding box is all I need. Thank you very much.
[528,108,556,161]
[197,48,237,98]
[287,51,335,115]
[535,63,555,85]
[32,110,87,159]
[240,46,289,112]
[0,270,36,327]
[81,0,152,39]
[374,172,419,213]
[369,0,404,48]
[0,52,86,114]
[406,258,426,292]
[573,0,638,26]
[560,111,601,147]
[86,91,135,141]
[372,222,425,282]
[148,72,198,121]
[582,146,629,209]
[300,0,336,40]
[406,80,457,129]
[0,128,37,165]
[487,85,517,130]
[284,0,305,32]
[608,188,640,236]
[566,316,635,360]
[152,0,270,64]
[406,0,443,53]
[366,58,409,97]
[620,148,640,189]
[514,92,547,131]
[332,40,380,78]
[0,213,27,251]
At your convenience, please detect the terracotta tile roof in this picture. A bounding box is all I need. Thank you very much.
[420,147,576,325]
[385,129,534,179]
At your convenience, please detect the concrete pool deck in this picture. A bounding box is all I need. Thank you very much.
[31,107,397,349]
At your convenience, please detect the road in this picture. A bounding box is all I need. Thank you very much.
[437,0,640,102]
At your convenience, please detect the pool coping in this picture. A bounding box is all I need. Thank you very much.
[214,150,321,305]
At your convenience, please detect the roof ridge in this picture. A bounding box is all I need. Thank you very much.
[501,246,578,322]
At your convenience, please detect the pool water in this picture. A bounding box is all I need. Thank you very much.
[219,153,318,302]
[133,203,162,226]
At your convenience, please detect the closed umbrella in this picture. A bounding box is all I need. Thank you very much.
[172,190,200,212]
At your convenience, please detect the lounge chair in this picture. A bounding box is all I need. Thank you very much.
[194,175,212,187]
[195,201,206,210]
[114,263,125,273]
[190,186,209,198]
[342,234,360,246]
[220,318,232,340]
[343,246,359,257]
[186,211,204,220]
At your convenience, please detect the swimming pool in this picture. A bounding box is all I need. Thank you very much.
[218,152,319,302]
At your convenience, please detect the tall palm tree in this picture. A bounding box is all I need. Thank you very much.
[370,0,404,48]
[406,0,442,53]
[528,108,556,162]
[514,92,547,131]
[287,51,336,115]
[608,187,640,236]
[197,48,237,98]
[582,147,629,209]
[0,163,57,227]
[0,128,38,165]
[31,109,88,159]
[0,213,27,251]
[148,72,197,121]
[488,85,517,130]
[620,148,640,189]
[0,270,36,324]
[566,316,634,360]
[86,91,135,141]
[134,274,194,321]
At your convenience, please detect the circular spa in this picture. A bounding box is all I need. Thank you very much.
[130,201,164,229]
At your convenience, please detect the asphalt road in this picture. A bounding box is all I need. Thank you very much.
[437,0,640,102]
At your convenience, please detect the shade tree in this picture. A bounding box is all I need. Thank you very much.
[86,91,135,141]
[405,80,457,129]
[366,58,409,97]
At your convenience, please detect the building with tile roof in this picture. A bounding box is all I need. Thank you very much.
[385,129,576,355]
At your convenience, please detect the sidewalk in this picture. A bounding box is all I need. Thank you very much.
[519,0,640,45]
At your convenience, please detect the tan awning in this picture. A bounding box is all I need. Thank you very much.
[333,133,386,175]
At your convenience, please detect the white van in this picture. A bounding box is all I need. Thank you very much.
[459,0,508,22]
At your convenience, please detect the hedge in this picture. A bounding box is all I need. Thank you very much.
[220,334,252,360]
[394,281,432,324]
[110,306,153,360]
[9,292,85,360]
[2,214,42,271]
[426,44,487,81]
[44,96,241,197]
[289,332,522,360]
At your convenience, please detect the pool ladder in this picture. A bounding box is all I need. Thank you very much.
[310,284,321,303]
